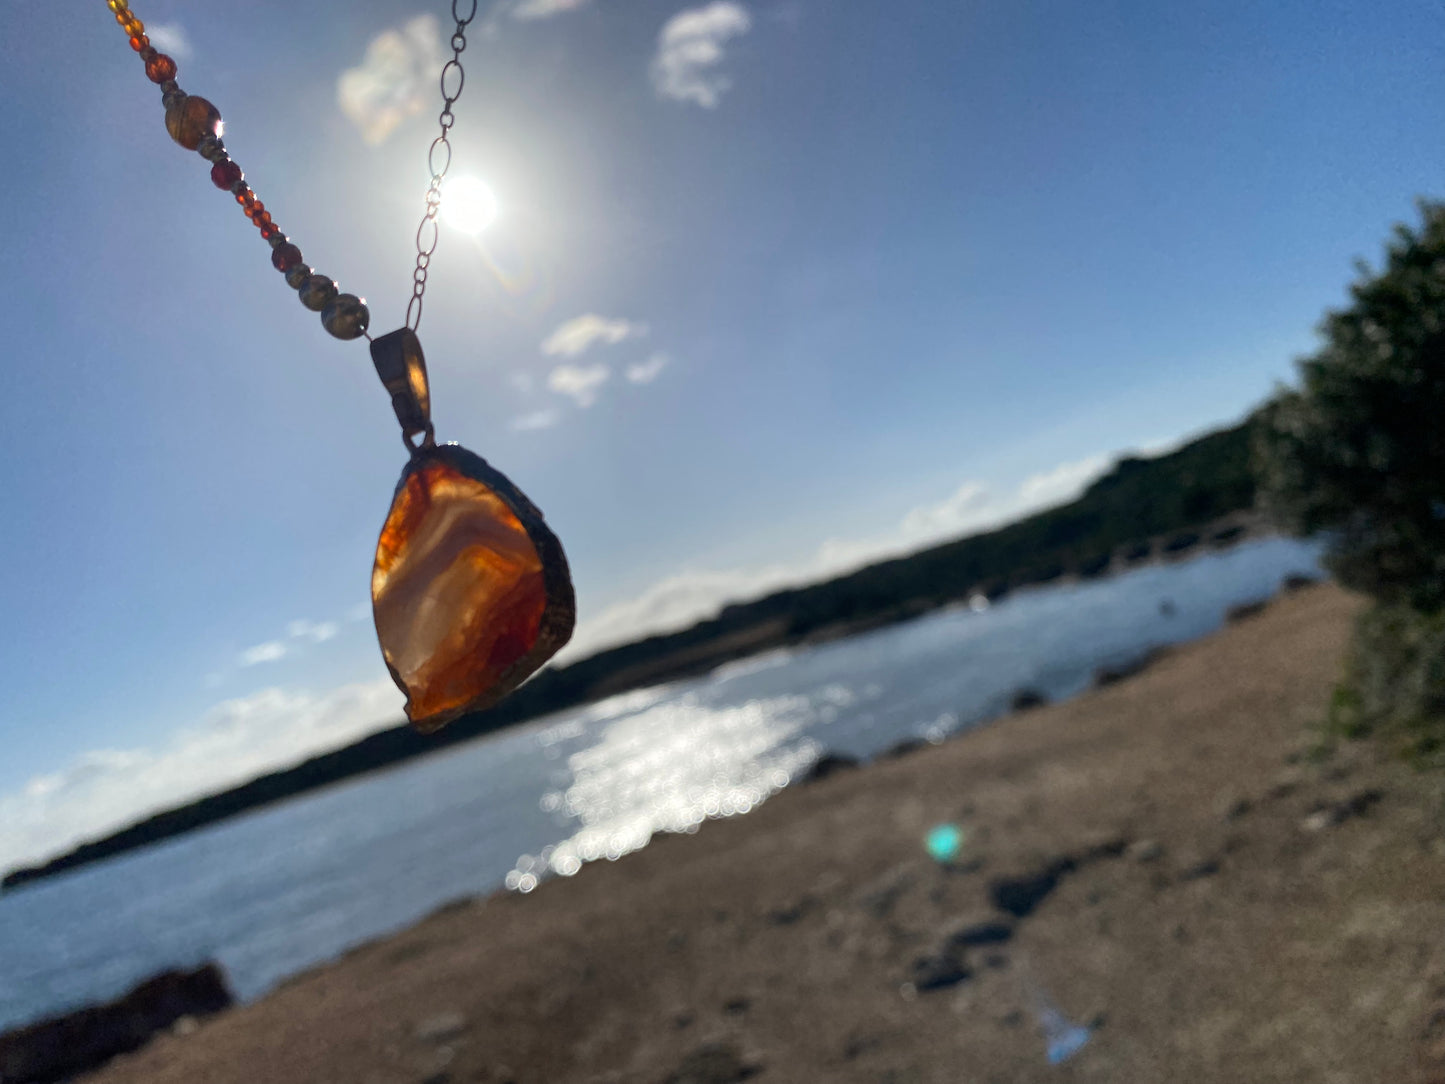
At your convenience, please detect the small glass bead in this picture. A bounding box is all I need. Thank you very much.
[107,0,129,11]
[321,294,369,339]
[245,200,266,222]
[139,45,157,61]
[235,187,255,209]
[284,263,312,289]
[198,137,227,163]
[271,243,303,273]
[253,210,273,229]
[261,223,283,242]
[165,95,221,151]
[210,159,242,190]
[161,87,185,111]
[129,35,148,51]
[145,53,177,84]
[300,274,339,313]
[121,15,144,35]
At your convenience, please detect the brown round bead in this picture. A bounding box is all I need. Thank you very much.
[164,95,221,151]
[300,274,339,312]
[271,243,303,273]
[321,294,369,340]
[145,53,177,84]
[210,158,242,190]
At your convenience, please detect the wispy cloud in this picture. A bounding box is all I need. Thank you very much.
[0,681,405,871]
[287,619,339,644]
[651,2,752,108]
[541,315,648,358]
[336,15,446,145]
[512,408,561,431]
[548,363,611,407]
[562,452,1115,660]
[511,0,593,18]
[146,23,192,59]
[240,641,287,667]
[626,353,670,384]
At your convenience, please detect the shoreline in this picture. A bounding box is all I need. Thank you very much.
[2,516,1281,894]
[76,584,1445,1083]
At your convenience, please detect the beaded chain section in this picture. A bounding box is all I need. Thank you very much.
[104,0,372,339]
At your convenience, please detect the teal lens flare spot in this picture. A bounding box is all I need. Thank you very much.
[924,823,965,863]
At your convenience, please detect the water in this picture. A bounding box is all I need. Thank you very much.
[0,537,1322,1032]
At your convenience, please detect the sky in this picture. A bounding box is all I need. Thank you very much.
[0,0,1440,869]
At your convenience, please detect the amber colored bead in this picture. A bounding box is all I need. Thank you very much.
[120,14,143,35]
[245,200,266,222]
[145,54,177,84]
[210,159,242,190]
[271,243,303,273]
[164,95,221,151]
[254,212,274,231]
[261,222,284,243]
[129,35,148,51]
[235,187,255,210]
[107,0,129,11]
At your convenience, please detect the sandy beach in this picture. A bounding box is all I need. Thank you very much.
[82,584,1445,1084]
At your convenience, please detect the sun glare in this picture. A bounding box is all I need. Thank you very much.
[442,175,499,234]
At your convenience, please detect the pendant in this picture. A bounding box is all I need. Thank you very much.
[369,329,575,733]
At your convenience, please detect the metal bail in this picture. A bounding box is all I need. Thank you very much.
[370,327,435,452]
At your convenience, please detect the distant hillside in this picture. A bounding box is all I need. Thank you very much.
[2,413,1264,891]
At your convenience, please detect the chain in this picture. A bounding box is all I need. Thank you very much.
[406,0,479,332]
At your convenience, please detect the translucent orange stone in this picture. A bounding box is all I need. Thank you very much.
[165,95,221,151]
[372,445,574,732]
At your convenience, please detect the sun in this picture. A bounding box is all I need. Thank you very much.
[441,175,499,234]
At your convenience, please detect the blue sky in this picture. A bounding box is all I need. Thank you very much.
[0,0,1440,867]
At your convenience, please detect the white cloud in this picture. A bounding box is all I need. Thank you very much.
[0,680,404,871]
[512,0,593,18]
[288,619,339,644]
[563,452,1116,660]
[512,408,561,431]
[626,353,670,384]
[650,2,752,108]
[336,16,447,145]
[548,363,611,407]
[146,23,191,59]
[240,641,287,666]
[541,315,647,359]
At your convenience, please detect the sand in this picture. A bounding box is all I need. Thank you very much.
[84,585,1445,1084]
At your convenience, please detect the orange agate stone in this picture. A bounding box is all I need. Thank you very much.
[372,445,574,732]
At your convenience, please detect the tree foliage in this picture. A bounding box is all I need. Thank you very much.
[1258,200,1445,613]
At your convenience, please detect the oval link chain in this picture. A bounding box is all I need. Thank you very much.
[405,0,479,332]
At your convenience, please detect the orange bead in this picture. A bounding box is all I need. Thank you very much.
[252,210,273,229]
[107,0,129,11]
[145,53,176,83]
[245,200,266,221]
[129,34,148,51]
[235,187,255,209]
[164,95,221,150]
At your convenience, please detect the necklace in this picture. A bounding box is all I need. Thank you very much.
[102,0,576,733]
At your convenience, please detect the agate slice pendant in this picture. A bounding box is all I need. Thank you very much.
[369,329,575,733]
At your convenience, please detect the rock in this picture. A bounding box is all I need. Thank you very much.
[1216,794,1252,821]
[878,738,927,760]
[1127,839,1163,863]
[798,753,860,784]
[908,952,972,992]
[0,963,232,1084]
[1009,689,1048,712]
[1225,599,1269,623]
[414,1011,466,1043]
[1093,648,1169,689]
[989,858,1075,918]
[1281,572,1321,592]
[170,1015,199,1037]
[947,921,1014,948]
[1302,789,1383,832]
[663,1041,759,1084]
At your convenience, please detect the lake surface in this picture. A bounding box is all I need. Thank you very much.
[0,537,1322,1031]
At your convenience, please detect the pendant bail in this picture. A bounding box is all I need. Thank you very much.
[370,327,435,453]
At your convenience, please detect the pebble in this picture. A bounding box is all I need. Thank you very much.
[1127,839,1163,862]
